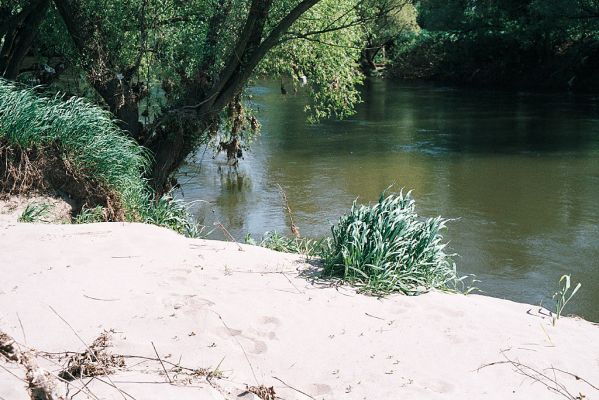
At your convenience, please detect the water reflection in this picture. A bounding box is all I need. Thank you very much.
[177,79,599,321]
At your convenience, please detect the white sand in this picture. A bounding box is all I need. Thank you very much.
[1,221,598,399]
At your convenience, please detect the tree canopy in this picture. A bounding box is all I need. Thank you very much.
[390,0,599,89]
[1,0,400,192]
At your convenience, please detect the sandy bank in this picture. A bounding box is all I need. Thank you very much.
[1,221,598,399]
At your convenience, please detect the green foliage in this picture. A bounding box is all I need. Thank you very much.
[36,0,369,125]
[322,190,460,295]
[258,0,365,121]
[552,274,582,325]
[390,0,599,90]
[352,1,420,75]
[18,202,51,223]
[139,194,208,238]
[74,206,105,224]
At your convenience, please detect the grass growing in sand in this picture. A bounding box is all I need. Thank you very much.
[0,79,200,236]
[552,274,582,325]
[322,190,461,295]
[18,202,51,223]
[73,206,105,224]
[247,231,324,257]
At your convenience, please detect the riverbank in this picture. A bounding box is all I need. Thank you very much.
[1,220,598,399]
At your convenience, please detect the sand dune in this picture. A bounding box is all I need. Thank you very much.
[1,221,598,399]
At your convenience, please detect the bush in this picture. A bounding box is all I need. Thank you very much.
[322,190,460,295]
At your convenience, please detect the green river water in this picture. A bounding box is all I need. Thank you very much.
[178,79,599,322]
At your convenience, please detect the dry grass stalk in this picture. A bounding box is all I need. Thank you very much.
[276,184,300,238]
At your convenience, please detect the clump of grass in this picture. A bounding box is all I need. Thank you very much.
[0,79,202,236]
[322,190,460,295]
[247,231,324,257]
[139,194,208,238]
[18,202,51,223]
[74,206,105,224]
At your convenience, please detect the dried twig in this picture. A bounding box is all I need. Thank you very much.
[280,272,303,294]
[48,305,128,400]
[364,312,385,320]
[150,341,172,384]
[549,367,599,391]
[272,376,315,399]
[16,313,26,345]
[477,350,597,400]
[207,310,257,385]
[82,294,120,302]
[213,221,243,251]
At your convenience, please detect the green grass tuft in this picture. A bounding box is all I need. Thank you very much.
[73,206,105,224]
[322,190,461,295]
[139,194,208,238]
[18,202,51,223]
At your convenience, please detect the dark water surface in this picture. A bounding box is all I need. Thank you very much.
[178,79,599,322]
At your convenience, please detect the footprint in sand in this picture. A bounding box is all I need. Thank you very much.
[163,294,215,315]
[428,380,455,394]
[253,316,282,340]
[217,326,268,354]
[259,316,282,327]
[311,383,332,395]
[248,338,267,354]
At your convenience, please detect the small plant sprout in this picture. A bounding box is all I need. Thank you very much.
[18,202,51,223]
[552,274,581,325]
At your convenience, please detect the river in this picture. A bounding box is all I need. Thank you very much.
[178,79,599,322]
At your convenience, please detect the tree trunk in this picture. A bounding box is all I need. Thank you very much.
[145,112,213,195]
[0,0,50,80]
[94,77,145,141]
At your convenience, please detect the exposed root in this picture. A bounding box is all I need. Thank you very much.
[0,141,124,221]
[0,330,65,400]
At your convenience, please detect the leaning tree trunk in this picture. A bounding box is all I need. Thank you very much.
[0,0,50,80]
[52,0,322,196]
[145,113,212,195]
